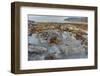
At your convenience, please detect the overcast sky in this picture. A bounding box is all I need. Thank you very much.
[28,15,85,23]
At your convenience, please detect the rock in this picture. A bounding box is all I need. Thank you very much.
[69,46,86,56]
[28,34,40,45]
[59,45,70,56]
[48,45,61,54]
[28,45,47,54]
[44,54,56,60]
[62,31,71,40]
[29,55,45,60]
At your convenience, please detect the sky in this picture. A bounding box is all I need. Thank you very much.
[28,15,86,23]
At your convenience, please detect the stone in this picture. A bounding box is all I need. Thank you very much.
[48,45,61,54]
[28,34,40,45]
[59,45,70,56]
[28,45,47,54]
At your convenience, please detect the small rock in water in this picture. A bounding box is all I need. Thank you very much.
[28,34,40,45]
[48,45,61,54]
[45,54,56,60]
[59,45,70,56]
[28,45,47,54]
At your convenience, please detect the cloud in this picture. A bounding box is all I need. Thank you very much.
[28,15,69,23]
[28,15,87,23]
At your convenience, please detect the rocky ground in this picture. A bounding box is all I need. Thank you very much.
[28,24,88,61]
